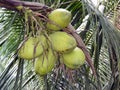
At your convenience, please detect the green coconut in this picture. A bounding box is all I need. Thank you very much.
[63,47,85,69]
[34,48,57,75]
[49,31,77,53]
[47,8,71,30]
[18,35,47,60]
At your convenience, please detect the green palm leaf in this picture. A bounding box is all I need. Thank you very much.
[0,0,120,90]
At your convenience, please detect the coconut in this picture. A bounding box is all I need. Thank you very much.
[18,35,47,60]
[63,47,85,69]
[49,31,77,53]
[34,48,57,75]
[47,8,71,30]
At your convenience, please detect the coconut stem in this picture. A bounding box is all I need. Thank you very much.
[64,24,96,77]
[0,0,52,12]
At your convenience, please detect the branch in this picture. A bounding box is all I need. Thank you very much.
[0,0,52,12]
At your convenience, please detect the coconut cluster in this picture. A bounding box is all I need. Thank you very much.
[18,8,86,76]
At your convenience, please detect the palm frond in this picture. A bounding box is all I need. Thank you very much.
[0,0,120,90]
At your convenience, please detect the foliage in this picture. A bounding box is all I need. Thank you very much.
[0,0,120,90]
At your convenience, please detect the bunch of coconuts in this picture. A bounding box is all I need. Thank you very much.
[18,8,86,76]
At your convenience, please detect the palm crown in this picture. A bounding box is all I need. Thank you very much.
[0,0,120,90]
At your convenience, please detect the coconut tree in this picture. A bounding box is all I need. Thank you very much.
[0,0,120,90]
